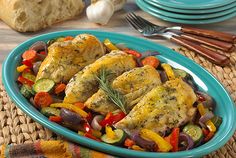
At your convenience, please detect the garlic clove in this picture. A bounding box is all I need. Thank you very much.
[112,0,127,12]
[86,0,114,25]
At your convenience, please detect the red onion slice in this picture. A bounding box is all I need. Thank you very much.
[179,132,194,150]
[131,132,156,151]
[33,61,42,75]
[199,111,214,128]
[60,108,85,126]
[29,41,48,54]
[91,115,104,131]
[196,91,215,110]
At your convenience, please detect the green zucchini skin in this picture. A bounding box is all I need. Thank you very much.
[41,107,60,117]
[183,124,203,143]
[20,84,34,98]
[211,116,222,129]
[33,78,55,93]
[101,129,127,146]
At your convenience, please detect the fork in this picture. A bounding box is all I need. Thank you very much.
[126,13,230,66]
[134,14,236,44]
[137,14,235,53]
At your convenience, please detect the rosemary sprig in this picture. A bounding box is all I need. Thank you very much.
[96,68,127,114]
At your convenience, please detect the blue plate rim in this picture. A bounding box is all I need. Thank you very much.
[2,30,236,158]
[146,0,236,14]
[141,0,236,20]
[150,0,235,9]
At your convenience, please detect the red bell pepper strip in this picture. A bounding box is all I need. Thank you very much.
[22,60,33,68]
[86,112,93,123]
[49,116,62,123]
[170,128,179,152]
[99,112,126,127]
[125,49,142,58]
[17,76,34,86]
[23,68,33,73]
[83,123,92,133]
[202,128,210,137]
[196,92,206,102]
[39,51,47,55]
[204,132,214,142]
[84,132,101,141]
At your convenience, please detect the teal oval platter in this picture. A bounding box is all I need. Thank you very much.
[2,30,236,158]
[142,0,236,20]
[147,0,236,14]
[151,0,235,9]
[136,0,236,24]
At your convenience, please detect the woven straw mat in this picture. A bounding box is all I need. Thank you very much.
[0,47,235,158]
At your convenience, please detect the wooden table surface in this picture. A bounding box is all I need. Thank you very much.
[0,0,236,72]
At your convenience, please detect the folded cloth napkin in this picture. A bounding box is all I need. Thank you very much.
[0,140,115,158]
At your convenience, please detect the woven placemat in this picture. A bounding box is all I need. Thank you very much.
[0,48,235,158]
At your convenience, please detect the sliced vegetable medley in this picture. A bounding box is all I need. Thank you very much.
[16,34,222,152]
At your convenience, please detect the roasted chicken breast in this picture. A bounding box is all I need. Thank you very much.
[36,34,105,83]
[85,65,162,115]
[63,50,136,103]
[115,78,197,135]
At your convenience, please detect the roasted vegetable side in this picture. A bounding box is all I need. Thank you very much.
[16,34,222,153]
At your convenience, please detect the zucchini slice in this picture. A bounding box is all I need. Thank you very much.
[101,129,126,145]
[183,124,203,143]
[22,72,36,82]
[211,116,222,129]
[33,78,55,93]
[20,84,34,98]
[41,107,60,117]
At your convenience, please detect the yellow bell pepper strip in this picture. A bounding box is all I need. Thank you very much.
[131,145,145,151]
[17,65,28,72]
[104,39,119,51]
[197,103,216,132]
[78,131,85,136]
[105,126,116,139]
[161,63,175,80]
[50,103,88,118]
[206,120,216,132]
[140,129,172,152]
[84,132,101,142]
[92,129,102,138]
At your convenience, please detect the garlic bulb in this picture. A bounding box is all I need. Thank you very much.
[86,0,114,25]
[112,0,127,11]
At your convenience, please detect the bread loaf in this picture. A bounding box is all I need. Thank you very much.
[0,0,84,32]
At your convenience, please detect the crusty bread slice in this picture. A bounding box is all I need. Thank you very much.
[0,0,84,32]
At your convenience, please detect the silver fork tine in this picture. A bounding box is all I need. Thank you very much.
[125,17,141,32]
[137,16,156,27]
[136,15,166,32]
[129,12,148,28]
[126,13,144,30]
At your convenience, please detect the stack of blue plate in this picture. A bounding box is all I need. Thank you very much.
[136,0,236,24]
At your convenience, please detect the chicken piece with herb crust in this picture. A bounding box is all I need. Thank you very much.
[85,65,162,115]
[36,34,105,83]
[115,78,197,135]
[63,50,136,103]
